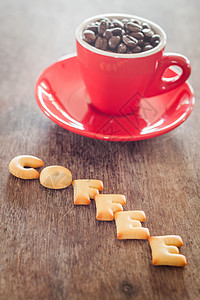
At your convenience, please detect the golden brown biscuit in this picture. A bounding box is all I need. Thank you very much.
[95,194,126,221]
[9,155,44,179]
[149,235,187,267]
[40,165,72,189]
[72,179,103,205]
[115,211,150,239]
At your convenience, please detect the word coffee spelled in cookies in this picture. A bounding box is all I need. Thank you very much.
[9,155,44,179]
[9,155,187,267]
[40,166,72,189]
[149,235,187,267]
[72,179,103,205]
[115,211,150,239]
[95,194,126,221]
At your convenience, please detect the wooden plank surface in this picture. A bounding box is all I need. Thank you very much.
[0,0,200,299]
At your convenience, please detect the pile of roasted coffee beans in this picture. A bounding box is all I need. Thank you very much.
[82,17,161,54]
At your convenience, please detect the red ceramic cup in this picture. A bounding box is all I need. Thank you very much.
[76,13,191,116]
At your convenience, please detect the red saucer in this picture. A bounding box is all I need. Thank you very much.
[35,54,195,141]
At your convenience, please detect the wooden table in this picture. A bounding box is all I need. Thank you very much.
[0,0,199,299]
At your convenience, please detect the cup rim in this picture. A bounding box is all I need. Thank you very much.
[76,13,166,58]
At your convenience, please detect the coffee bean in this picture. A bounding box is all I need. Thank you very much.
[150,34,160,43]
[111,27,124,36]
[131,46,142,53]
[108,36,121,49]
[101,38,108,50]
[98,20,109,35]
[142,28,154,38]
[103,29,113,40]
[83,30,96,44]
[126,22,142,32]
[83,16,160,54]
[86,23,99,34]
[122,35,138,48]
[130,19,142,25]
[102,17,110,22]
[101,17,111,27]
[95,36,108,50]
[152,40,160,47]
[112,19,124,28]
[143,44,153,51]
[130,32,144,40]
[117,43,127,53]
[121,18,129,23]
[142,22,151,29]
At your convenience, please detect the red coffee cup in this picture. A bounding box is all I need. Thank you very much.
[76,13,191,116]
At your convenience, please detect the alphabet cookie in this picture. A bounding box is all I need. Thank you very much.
[95,194,126,221]
[9,155,44,179]
[72,179,103,205]
[115,211,150,239]
[149,235,187,266]
[40,165,72,189]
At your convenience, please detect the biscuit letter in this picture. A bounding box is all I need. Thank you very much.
[149,235,187,267]
[40,166,72,189]
[95,194,126,221]
[9,155,44,179]
[72,180,103,205]
[115,211,150,239]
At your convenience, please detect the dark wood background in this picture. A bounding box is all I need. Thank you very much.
[0,0,199,299]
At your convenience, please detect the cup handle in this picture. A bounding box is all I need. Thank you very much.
[145,52,191,97]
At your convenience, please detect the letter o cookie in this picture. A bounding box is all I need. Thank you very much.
[40,165,72,189]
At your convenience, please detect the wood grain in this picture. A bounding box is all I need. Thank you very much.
[0,0,200,299]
